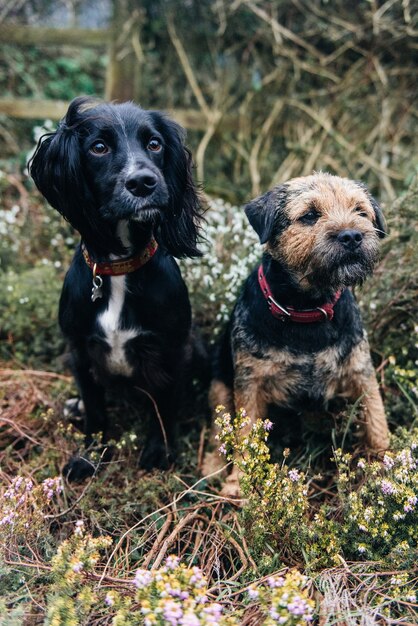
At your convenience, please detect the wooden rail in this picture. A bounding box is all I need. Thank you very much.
[0,0,137,103]
[0,24,110,47]
[0,4,239,132]
[0,98,237,132]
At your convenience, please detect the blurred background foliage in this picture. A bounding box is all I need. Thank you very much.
[0,0,417,199]
[0,0,417,411]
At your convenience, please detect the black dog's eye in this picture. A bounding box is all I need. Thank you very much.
[299,209,319,224]
[147,137,162,152]
[355,206,368,218]
[90,141,109,156]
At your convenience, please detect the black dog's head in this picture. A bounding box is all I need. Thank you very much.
[29,96,202,257]
[245,172,386,291]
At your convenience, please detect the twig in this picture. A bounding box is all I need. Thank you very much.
[99,463,231,584]
[151,510,200,569]
[142,512,174,568]
[0,368,72,382]
[166,18,210,119]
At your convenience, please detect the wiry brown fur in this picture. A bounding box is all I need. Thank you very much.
[268,175,381,292]
[207,173,390,497]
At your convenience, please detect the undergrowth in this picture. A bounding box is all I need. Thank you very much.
[0,174,417,623]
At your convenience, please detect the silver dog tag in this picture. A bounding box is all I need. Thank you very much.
[91,275,103,302]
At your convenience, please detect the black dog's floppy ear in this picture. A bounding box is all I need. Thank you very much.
[245,185,288,244]
[150,113,203,258]
[29,97,114,251]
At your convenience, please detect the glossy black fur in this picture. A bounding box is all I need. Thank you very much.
[29,97,203,480]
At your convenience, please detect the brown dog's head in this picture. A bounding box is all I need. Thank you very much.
[245,172,386,291]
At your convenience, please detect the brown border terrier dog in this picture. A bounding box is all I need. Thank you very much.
[207,172,390,497]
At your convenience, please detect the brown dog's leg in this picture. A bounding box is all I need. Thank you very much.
[201,380,235,477]
[356,373,389,451]
[340,341,390,452]
[220,385,268,498]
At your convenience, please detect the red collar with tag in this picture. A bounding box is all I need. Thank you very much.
[82,237,158,276]
[258,264,341,323]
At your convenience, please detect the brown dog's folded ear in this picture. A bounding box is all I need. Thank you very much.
[244,185,288,244]
[355,181,387,239]
[369,195,387,239]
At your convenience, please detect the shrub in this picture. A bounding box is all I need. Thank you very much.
[0,263,64,366]
[215,406,418,577]
[180,198,260,337]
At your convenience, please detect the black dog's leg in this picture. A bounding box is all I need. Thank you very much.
[63,360,110,481]
[139,385,179,471]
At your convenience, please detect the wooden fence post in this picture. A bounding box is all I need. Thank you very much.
[105,0,142,102]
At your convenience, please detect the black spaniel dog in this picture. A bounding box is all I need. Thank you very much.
[30,96,203,480]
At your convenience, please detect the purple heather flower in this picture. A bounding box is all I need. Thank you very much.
[287,596,310,616]
[288,469,301,482]
[218,443,227,455]
[383,455,395,470]
[163,600,183,625]
[202,603,223,623]
[72,561,83,573]
[267,576,285,588]
[247,586,259,599]
[165,554,180,570]
[190,566,205,586]
[0,512,15,526]
[195,594,208,604]
[134,569,153,588]
[104,594,114,606]
[165,584,189,600]
[180,612,200,626]
[404,495,417,512]
[263,419,273,431]
[381,480,397,496]
[42,477,63,498]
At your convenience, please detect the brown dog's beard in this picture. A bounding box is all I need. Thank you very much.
[301,236,380,290]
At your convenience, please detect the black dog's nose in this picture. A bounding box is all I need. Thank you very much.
[125,169,158,197]
[337,229,363,250]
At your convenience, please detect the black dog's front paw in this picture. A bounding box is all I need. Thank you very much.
[139,440,174,471]
[63,447,113,482]
[63,455,96,482]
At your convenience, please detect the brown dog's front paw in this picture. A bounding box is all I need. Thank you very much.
[220,472,244,500]
[200,450,226,477]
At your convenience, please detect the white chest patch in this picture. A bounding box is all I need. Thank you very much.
[98,275,138,377]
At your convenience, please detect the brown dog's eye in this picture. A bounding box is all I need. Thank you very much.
[148,137,162,152]
[90,141,109,155]
[299,209,319,224]
[355,206,368,218]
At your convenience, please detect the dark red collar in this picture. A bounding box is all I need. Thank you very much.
[258,264,341,323]
[82,238,158,276]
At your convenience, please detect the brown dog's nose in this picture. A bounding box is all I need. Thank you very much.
[337,229,363,250]
[125,169,158,197]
